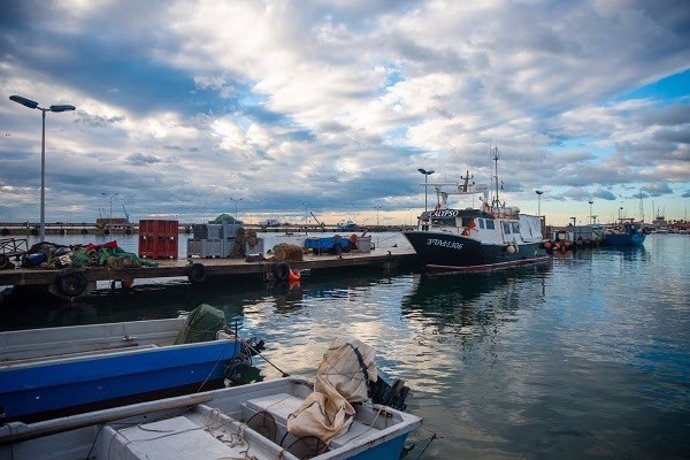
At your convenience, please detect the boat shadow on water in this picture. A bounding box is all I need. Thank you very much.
[400,264,550,334]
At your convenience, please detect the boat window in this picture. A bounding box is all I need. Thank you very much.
[478,219,485,229]
[502,222,511,234]
[461,217,474,227]
[430,217,456,227]
[511,222,520,233]
[485,219,495,230]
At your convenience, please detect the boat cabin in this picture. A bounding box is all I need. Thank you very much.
[417,207,543,246]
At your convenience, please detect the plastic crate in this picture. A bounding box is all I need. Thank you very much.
[187,238,224,258]
[138,219,179,259]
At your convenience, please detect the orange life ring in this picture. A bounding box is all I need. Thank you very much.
[462,227,470,236]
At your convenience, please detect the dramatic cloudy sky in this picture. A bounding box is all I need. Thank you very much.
[1,0,689,226]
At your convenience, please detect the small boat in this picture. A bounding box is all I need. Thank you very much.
[0,339,421,460]
[604,220,646,245]
[404,147,549,273]
[336,220,357,231]
[0,305,263,424]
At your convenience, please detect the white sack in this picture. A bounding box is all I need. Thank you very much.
[287,337,378,443]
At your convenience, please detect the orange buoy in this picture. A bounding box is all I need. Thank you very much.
[288,268,301,282]
[543,241,552,250]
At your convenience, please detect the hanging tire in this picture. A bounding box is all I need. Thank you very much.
[0,254,9,270]
[56,268,88,298]
[273,261,290,281]
[187,262,208,284]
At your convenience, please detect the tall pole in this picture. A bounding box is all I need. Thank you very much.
[536,190,544,218]
[10,95,75,242]
[229,197,242,221]
[417,169,435,212]
[588,200,593,225]
[40,109,46,241]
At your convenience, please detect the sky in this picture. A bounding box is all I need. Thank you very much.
[1,0,689,227]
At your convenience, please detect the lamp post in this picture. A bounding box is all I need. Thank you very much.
[302,202,310,234]
[375,206,381,228]
[10,95,75,242]
[417,168,435,212]
[230,197,242,221]
[535,190,544,217]
[101,192,119,222]
[588,200,593,225]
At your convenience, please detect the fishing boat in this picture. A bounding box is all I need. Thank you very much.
[403,147,549,273]
[604,220,646,245]
[0,338,421,460]
[0,305,263,424]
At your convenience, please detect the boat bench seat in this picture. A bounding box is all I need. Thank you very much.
[1,343,161,366]
[245,393,380,449]
[100,416,256,459]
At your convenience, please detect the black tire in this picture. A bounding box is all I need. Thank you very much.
[187,262,208,284]
[0,254,8,270]
[273,261,290,281]
[56,268,87,297]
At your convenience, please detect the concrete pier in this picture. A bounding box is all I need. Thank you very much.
[0,247,418,299]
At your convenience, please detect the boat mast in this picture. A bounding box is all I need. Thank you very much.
[491,146,501,208]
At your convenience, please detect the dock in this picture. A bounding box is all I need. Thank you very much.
[0,246,418,299]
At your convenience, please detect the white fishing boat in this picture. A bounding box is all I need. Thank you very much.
[404,147,549,272]
[0,338,421,460]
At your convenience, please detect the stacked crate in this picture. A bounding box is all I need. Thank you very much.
[138,220,179,259]
[187,223,229,258]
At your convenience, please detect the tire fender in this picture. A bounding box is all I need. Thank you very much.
[187,262,208,284]
[56,268,88,297]
[273,261,290,281]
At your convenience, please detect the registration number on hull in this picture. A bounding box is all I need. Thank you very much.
[426,238,464,250]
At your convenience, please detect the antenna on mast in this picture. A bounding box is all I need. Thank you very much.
[491,145,501,208]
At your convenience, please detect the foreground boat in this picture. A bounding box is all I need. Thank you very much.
[0,305,261,424]
[0,339,421,460]
[404,148,549,273]
[604,220,645,246]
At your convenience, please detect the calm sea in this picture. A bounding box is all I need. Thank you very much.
[2,232,689,459]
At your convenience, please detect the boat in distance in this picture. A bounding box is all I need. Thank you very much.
[404,147,549,273]
[0,375,421,459]
[604,220,646,245]
[0,305,262,424]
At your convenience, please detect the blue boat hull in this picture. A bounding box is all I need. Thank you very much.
[605,233,645,245]
[0,340,240,423]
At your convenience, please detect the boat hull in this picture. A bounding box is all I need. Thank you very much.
[0,340,241,423]
[604,233,645,245]
[404,230,549,272]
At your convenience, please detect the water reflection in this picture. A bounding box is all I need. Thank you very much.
[401,265,550,335]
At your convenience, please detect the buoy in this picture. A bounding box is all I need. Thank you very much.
[288,268,301,282]
[506,245,516,254]
[543,241,552,250]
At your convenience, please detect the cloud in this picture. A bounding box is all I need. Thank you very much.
[0,0,689,224]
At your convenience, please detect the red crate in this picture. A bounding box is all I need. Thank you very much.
[138,220,179,259]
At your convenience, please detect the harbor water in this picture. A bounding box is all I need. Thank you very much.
[1,232,689,459]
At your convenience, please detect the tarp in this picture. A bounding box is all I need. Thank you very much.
[287,337,378,444]
[174,304,226,344]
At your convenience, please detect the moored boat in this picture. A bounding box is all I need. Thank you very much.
[0,338,421,460]
[604,220,646,245]
[0,304,263,424]
[404,148,549,273]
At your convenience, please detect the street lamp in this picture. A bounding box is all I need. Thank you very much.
[375,206,381,228]
[230,197,242,221]
[588,200,594,225]
[10,94,76,242]
[302,202,310,234]
[417,168,435,212]
[535,190,544,217]
[101,192,119,222]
